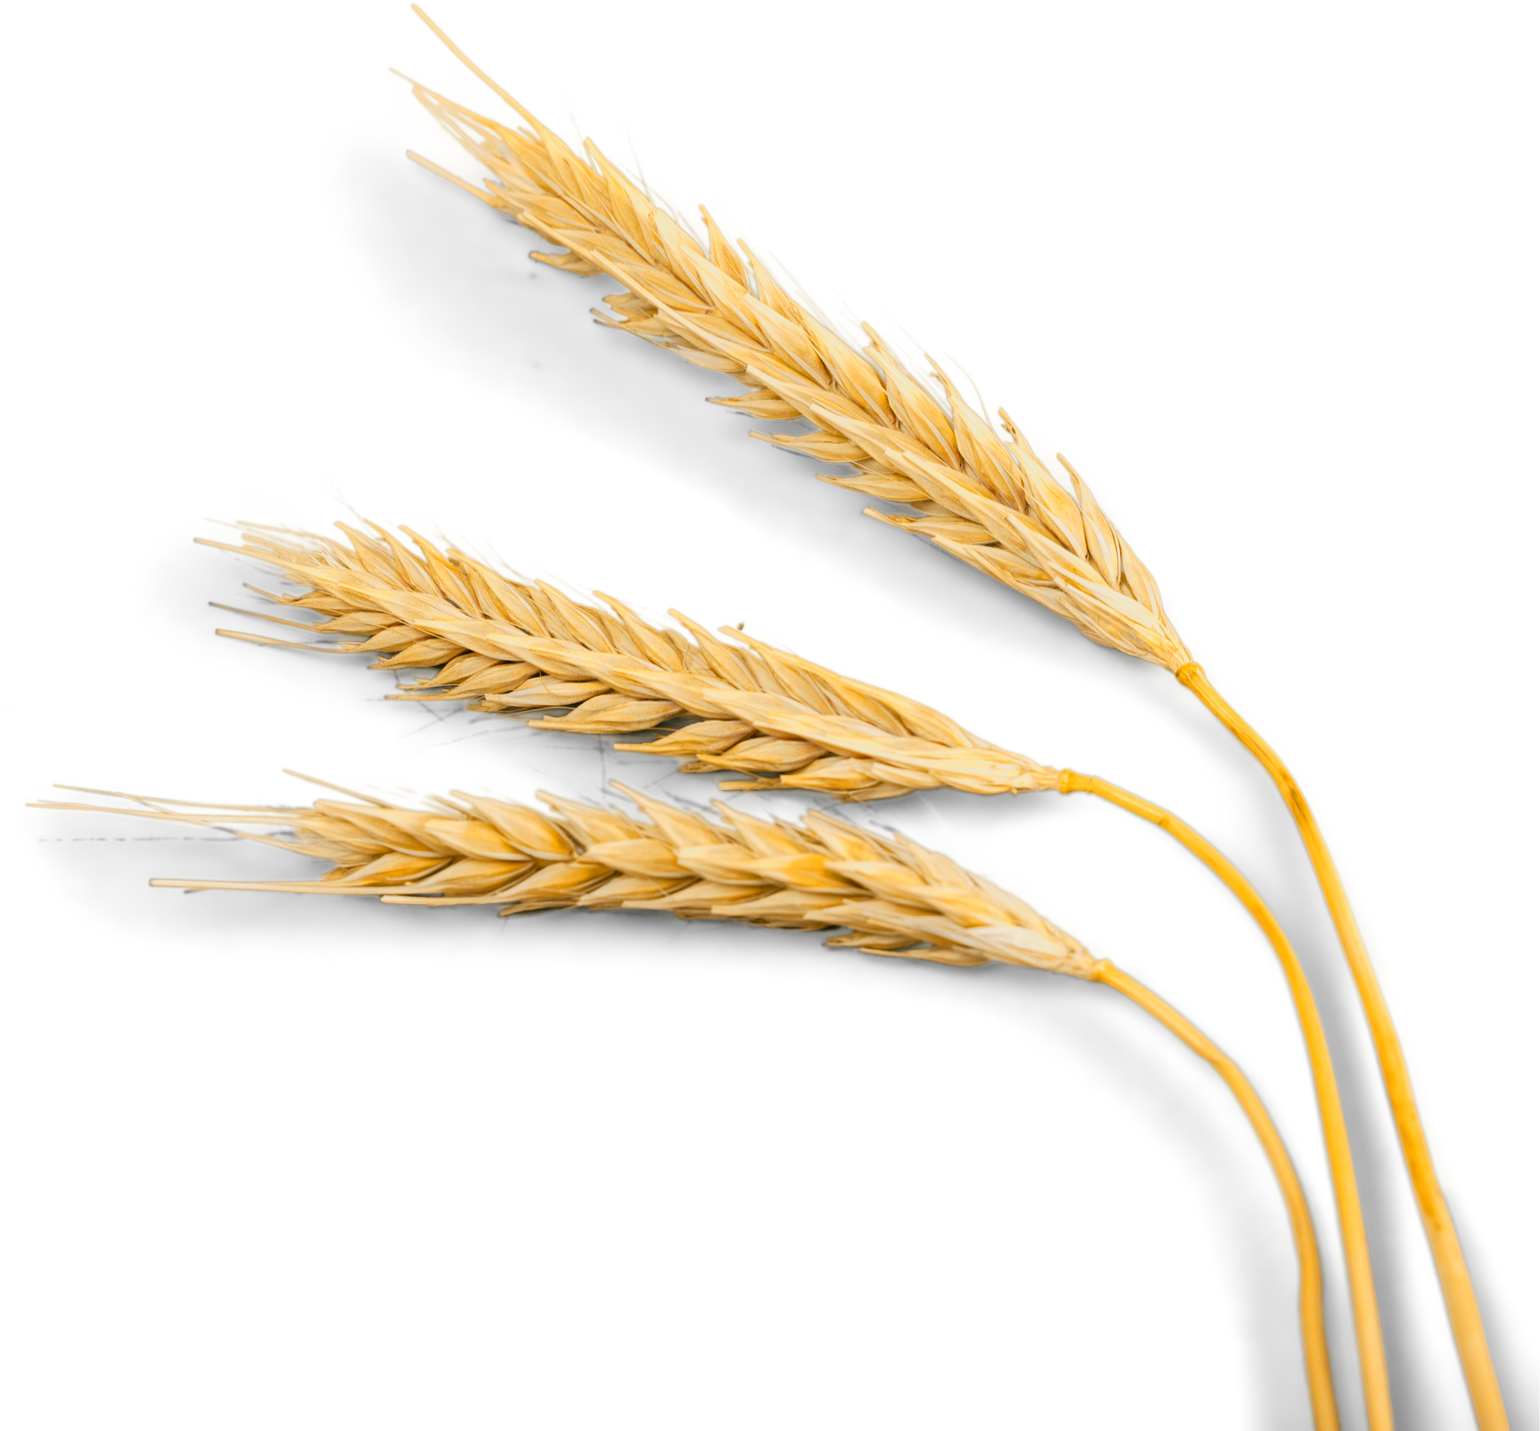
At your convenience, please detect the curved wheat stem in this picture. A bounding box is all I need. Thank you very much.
[400,16,1502,1422]
[34,774,1337,1427]
[1177,667,1508,1431]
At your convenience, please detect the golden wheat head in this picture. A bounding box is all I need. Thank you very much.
[401,19,1191,672]
[36,777,1095,978]
[212,521,1057,801]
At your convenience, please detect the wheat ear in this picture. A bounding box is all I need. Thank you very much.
[400,14,1190,675]
[216,516,1387,1419]
[207,521,1056,801]
[402,17,1502,1424]
[35,775,1338,1429]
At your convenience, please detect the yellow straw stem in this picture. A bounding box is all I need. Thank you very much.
[1175,663,1508,1431]
[1092,959,1339,1431]
[1064,771,1390,1431]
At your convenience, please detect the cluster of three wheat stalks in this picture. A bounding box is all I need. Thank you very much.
[394,27,1508,1425]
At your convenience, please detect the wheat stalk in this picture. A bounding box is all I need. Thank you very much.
[211,529,1411,1431]
[34,773,1339,1429]
[216,515,1390,1417]
[399,17,1506,1425]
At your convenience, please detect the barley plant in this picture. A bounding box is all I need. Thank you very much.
[36,774,1340,1430]
[399,13,1504,1425]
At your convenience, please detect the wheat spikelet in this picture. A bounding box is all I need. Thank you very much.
[210,521,1056,801]
[400,16,1191,672]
